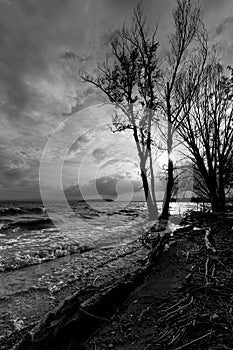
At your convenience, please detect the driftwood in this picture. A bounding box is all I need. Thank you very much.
[13,274,147,350]
[13,276,142,350]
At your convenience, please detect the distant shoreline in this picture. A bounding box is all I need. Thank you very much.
[0,198,209,203]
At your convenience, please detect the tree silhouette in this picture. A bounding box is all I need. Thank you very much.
[158,0,207,220]
[81,4,160,219]
[178,60,233,212]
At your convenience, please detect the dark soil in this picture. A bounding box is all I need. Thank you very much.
[83,238,194,350]
[84,212,233,350]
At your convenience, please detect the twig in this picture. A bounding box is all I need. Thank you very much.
[79,307,109,322]
[174,330,216,350]
[175,315,197,327]
[116,313,123,334]
[93,276,100,286]
[211,263,216,277]
[156,297,171,310]
[159,297,193,322]
[138,306,150,322]
[167,327,186,347]
[205,257,210,284]
[185,259,204,282]
[162,296,188,313]
[156,328,174,343]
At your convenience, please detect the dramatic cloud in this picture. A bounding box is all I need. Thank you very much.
[65,174,142,200]
[215,16,233,36]
[92,148,108,163]
[1,0,233,199]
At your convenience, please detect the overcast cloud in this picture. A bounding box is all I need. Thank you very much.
[0,0,232,199]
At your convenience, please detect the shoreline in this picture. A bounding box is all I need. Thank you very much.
[2,210,232,349]
[0,236,152,349]
[85,212,233,350]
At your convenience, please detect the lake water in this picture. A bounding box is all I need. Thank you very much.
[0,200,198,273]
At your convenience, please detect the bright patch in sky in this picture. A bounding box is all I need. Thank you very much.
[0,0,233,199]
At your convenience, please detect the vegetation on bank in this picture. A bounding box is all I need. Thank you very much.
[86,211,233,350]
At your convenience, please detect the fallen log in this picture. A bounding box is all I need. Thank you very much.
[13,274,146,350]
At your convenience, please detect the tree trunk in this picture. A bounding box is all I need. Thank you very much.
[140,165,158,220]
[209,191,225,213]
[160,158,174,221]
[208,174,225,213]
[218,192,226,212]
[210,193,225,213]
[218,169,226,212]
[160,101,174,222]
[133,125,158,221]
[148,144,159,216]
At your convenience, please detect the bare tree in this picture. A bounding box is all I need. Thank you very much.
[81,5,160,219]
[158,0,207,220]
[177,60,233,212]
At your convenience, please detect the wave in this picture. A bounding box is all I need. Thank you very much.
[0,217,52,232]
[0,242,93,272]
[118,208,140,216]
[0,206,45,216]
[106,208,140,217]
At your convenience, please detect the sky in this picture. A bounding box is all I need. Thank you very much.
[0,0,233,201]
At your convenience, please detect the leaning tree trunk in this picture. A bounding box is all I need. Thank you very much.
[148,138,159,217]
[160,157,174,221]
[140,164,158,220]
[133,125,158,220]
[160,111,174,221]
